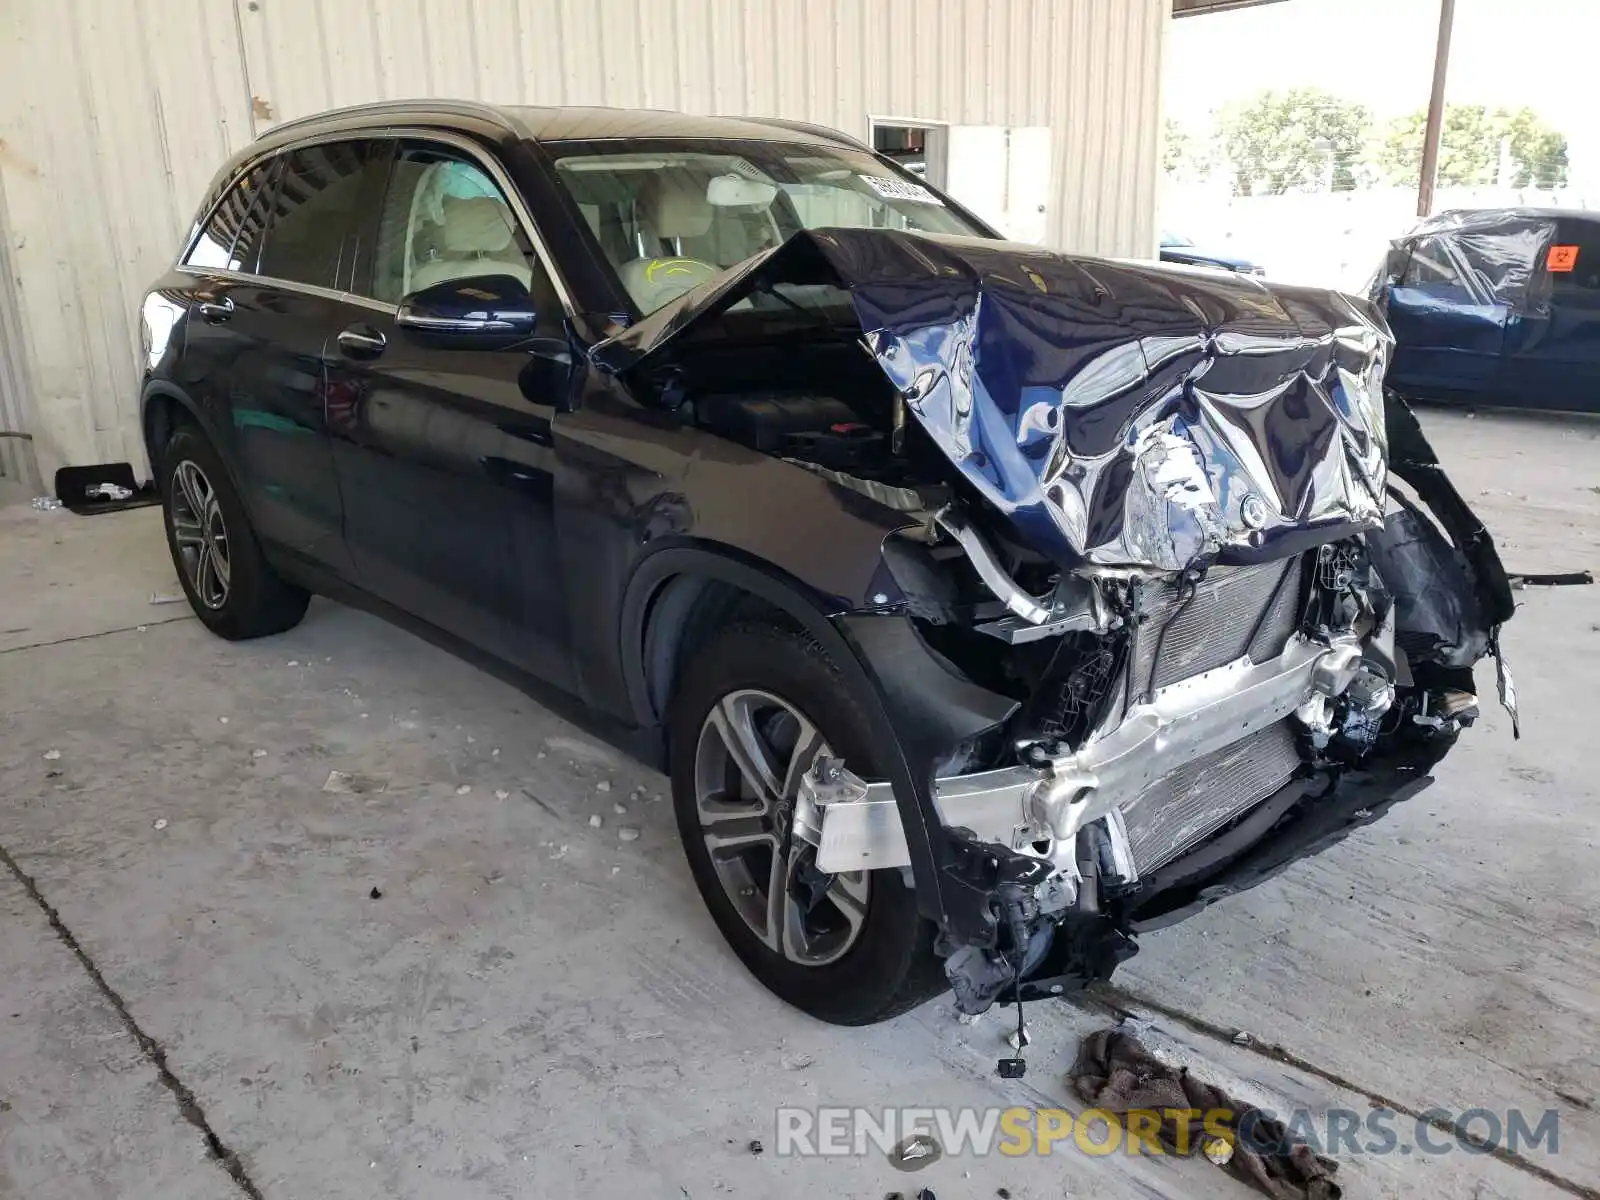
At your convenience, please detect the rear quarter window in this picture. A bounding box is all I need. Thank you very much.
[183,160,276,272]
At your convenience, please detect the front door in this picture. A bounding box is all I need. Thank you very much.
[1384,231,1508,400]
[324,140,574,686]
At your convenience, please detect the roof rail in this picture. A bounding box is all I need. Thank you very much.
[742,116,867,151]
[256,98,515,141]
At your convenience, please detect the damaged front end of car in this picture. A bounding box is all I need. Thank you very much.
[596,228,1518,1023]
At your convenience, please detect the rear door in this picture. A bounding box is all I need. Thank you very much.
[1503,220,1600,411]
[182,139,390,576]
[322,137,576,685]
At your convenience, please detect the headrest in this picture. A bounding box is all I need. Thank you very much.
[641,173,713,239]
[441,197,514,253]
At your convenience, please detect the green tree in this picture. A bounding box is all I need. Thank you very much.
[1164,118,1191,174]
[1217,89,1371,196]
[1378,105,1568,189]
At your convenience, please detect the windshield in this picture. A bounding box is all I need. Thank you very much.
[549,139,988,314]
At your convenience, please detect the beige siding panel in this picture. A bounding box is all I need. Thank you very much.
[1,0,1167,479]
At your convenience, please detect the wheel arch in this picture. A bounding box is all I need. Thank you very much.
[621,543,849,732]
[140,381,250,507]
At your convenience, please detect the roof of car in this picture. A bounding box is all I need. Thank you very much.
[1409,206,1600,238]
[257,99,868,151]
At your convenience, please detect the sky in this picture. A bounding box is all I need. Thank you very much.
[1166,0,1600,180]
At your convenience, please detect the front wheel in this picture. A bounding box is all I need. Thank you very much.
[668,620,946,1024]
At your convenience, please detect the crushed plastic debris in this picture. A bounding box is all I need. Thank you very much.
[286,660,299,667]
[31,496,63,511]
[42,749,61,761]
[889,1132,942,1171]
[618,827,641,842]
[323,770,389,795]
[153,818,168,830]
[495,789,510,801]
[588,814,603,828]
[1232,1030,1253,1045]
[251,749,267,758]
[136,624,148,632]
[1203,1137,1234,1166]
[956,1010,983,1026]
[596,779,612,793]
[455,785,471,796]
[613,802,627,814]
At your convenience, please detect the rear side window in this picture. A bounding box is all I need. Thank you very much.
[256,141,388,290]
[183,160,276,272]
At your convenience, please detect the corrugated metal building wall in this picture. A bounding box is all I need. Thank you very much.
[0,0,1169,484]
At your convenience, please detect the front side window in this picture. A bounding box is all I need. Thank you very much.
[183,160,276,272]
[256,141,387,290]
[549,140,987,314]
[370,146,531,304]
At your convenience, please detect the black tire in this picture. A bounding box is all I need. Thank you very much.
[668,620,947,1024]
[158,424,310,640]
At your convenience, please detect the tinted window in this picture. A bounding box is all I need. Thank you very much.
[257,141,387,290]
[369,145,533,304]
[183,160,276,272]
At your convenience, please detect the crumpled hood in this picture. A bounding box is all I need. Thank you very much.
[596,228,1393,572]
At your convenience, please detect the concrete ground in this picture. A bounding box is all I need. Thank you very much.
[1,407,1596,1200]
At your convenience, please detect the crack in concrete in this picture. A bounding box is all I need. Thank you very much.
[1091,984,1600,1200]
[0,841,264,1200]
[0,615,191,656]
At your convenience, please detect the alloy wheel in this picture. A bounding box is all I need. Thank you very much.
[692,688,871,966]
[169,460,231,610]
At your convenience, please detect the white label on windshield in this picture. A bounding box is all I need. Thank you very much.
[858,174,946,206]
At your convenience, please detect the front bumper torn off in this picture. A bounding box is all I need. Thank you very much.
[795,635,1362,874]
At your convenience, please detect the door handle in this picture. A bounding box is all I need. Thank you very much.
[337,325,387,359]
[196,295,234,323]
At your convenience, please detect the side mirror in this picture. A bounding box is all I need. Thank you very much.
[395,273,537,347]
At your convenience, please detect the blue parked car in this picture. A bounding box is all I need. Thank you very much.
[1373,207,1600,413]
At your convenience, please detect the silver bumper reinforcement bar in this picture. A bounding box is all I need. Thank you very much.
[795,636,1362,875]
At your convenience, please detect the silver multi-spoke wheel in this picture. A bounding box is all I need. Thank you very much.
[693,688,870,967]
[169,460,231,610]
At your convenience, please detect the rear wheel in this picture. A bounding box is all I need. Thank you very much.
[668,620,947,1024]
[159,425,309,640]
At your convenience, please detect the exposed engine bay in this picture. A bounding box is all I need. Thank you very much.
[597,227,1518,1036]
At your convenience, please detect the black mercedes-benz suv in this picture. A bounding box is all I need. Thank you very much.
[140,101,1515,1033]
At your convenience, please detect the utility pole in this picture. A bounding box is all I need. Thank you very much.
[1417,0,1457,218]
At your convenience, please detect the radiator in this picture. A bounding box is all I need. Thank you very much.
[1118,718,1303,871]
[1128,557,1306,698]
[1116,555,1309,871]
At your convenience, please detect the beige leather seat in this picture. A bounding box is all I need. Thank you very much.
[618,174,719,311]
[410,196,532,293]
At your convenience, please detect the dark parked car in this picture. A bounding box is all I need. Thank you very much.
[140,102,1515,1036]
[1158,229,1265,275]
[1373,207,1600,413]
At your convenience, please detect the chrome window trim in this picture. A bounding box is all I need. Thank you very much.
[174,125,575,318]
[172,264,382,310]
